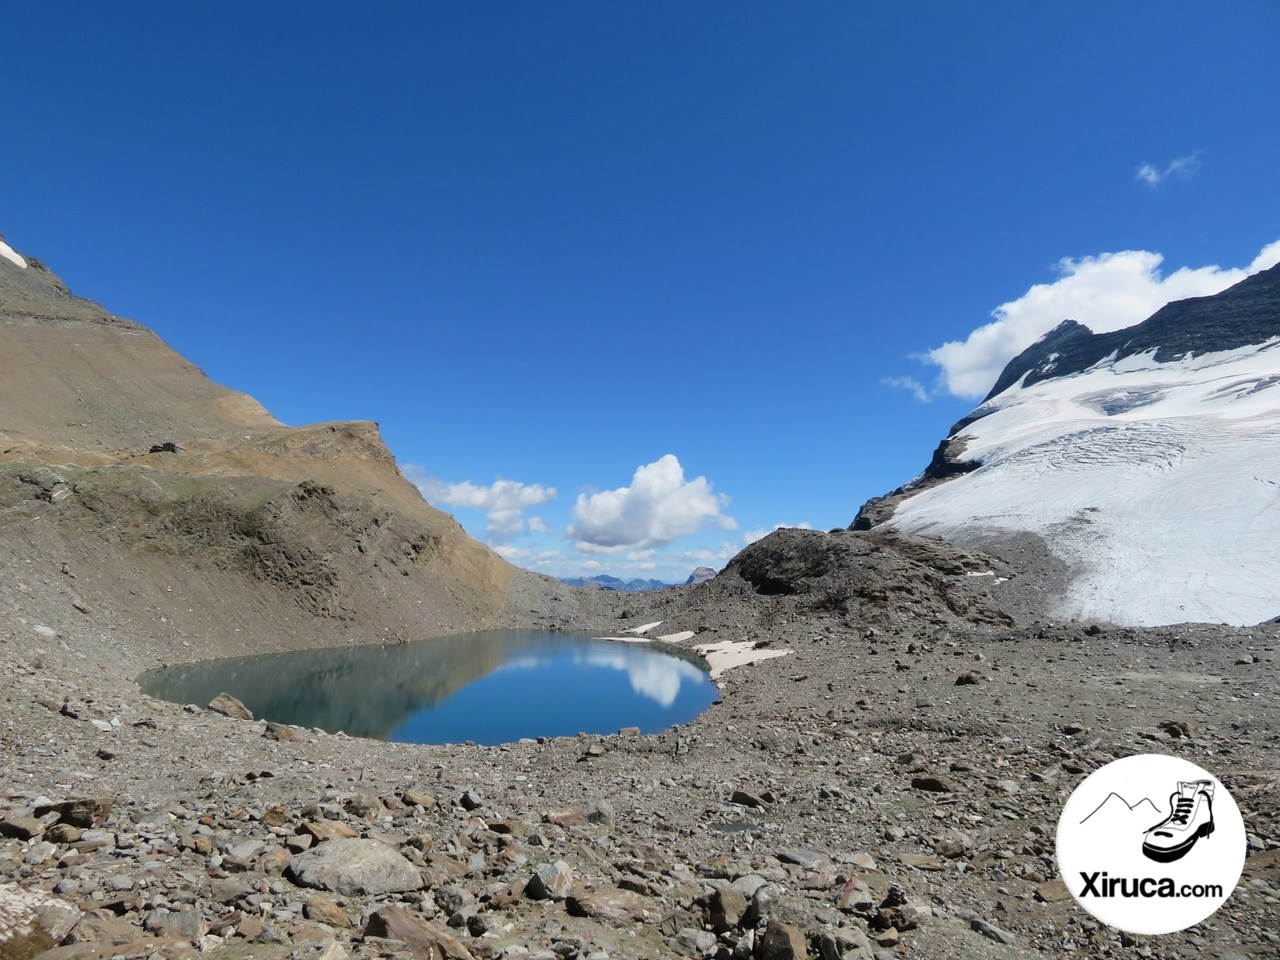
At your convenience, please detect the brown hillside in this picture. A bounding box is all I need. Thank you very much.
[0,239,535,679]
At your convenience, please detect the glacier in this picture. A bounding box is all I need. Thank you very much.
[891,338,1280,626]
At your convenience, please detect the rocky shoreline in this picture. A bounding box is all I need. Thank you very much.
[4,537,1279,960]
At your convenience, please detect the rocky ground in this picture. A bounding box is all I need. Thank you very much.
[3,528,1278,960]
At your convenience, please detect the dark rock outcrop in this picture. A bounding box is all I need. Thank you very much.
[855,260,1280,529]
[723,526,1014,627]
[985,260,1280,400]
[851,435,978,530]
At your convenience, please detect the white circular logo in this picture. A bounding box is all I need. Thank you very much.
[1056,754,1245,935]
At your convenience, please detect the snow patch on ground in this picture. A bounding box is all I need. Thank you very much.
[892,339,1280,626]
[621,620,663,635]
[694,640,793,679]
[0,238,26,269]
[656,630,696,643]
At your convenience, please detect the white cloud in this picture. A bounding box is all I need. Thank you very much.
[921,240,1280,399]
[403,466,556,539]
[494,545,566,567]
[882,375,931,403]
[494,544,533,561]
[743,522,813,546]
[660,544,739,572]
[568,454,736,550]
[574,541,630,555]
[1137,151,1201,187]
[527,516,550,534]
[1135,164,1161,187]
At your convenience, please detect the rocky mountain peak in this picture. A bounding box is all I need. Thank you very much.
[0,233,120,324]
[984,261,1280,400]
[984,319,1093,400]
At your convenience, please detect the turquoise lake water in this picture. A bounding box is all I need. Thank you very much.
[138,630,718,745]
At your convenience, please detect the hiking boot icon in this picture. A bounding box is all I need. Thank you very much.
[1143,780,1215,863]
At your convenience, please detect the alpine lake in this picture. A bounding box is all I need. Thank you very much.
[138,630,719,746]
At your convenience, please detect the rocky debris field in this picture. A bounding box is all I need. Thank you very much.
[3,530,1280,960]
[7,240,1279,960]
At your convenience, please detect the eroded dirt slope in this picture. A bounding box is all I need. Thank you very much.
[0,242,559,668]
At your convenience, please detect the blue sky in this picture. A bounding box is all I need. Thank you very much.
[4,3,1278,582]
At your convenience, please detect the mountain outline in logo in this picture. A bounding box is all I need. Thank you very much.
[1080,792,1162,826]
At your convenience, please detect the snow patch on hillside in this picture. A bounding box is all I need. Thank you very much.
[0,237,26,269]
[891,339,1280,626]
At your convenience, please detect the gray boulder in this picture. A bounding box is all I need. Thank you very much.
[287,838,423,896]
[208,692,253,720]
[525,860,573,901]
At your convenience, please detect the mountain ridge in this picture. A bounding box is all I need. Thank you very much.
[855,259,1280,626]
[984,261,1280,400]
[558,574,674,592]
[0,235,617,674]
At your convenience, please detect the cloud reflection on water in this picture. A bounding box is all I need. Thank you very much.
[574,649,706,707]
[494,645,705,707]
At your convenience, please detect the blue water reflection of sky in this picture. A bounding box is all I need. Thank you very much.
[389,638,716,745]
[139,631,717,746]
[499,646,707,707]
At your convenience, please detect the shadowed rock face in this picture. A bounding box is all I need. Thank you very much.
[723,526,1014,628]
[850,435,977,531]
[984,261,1280,401]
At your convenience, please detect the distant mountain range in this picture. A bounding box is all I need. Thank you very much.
[558,575,672,592]
[559,566,720,592]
